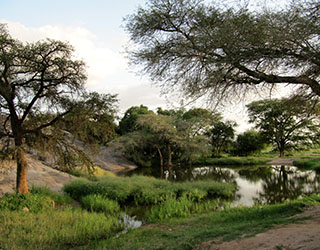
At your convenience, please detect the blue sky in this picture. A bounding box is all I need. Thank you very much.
[0,0,288,130]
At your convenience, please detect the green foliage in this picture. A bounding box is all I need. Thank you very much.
[125,0,320,103]
[80,194,120,214]
[293,158,320,172]
[196,156,269,166]
[89,201,309,250]
[232,130,266,156]
[63,91,119,146]
[115,107,215,169]
[63,176,235,205]
[146,196,222,222]
[0,208,120,250]
[247,97,320,157]
[117,105,153,135]
[0,193,53,212]
[30,186,73,205]
[208,120,236,157]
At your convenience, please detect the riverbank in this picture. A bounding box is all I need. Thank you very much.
[77,197,320,250]
[198,205,320,250]
[1,191,319,250]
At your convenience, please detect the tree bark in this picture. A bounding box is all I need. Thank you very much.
[16,146,28,193]
[167,144,172,178]
[14,131,29,194]
[280,150,285,158]
[155,145,164,179]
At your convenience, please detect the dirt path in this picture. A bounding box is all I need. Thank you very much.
[197,205,320,250]
[266,158,297,166]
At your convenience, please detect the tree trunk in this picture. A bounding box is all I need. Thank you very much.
[167,144,172,178]
[155,145,164,179]
[280,150,285,158]
[15,135,28,194]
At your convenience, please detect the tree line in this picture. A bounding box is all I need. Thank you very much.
[1,0,320,193]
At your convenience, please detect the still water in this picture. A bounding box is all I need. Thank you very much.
[123,165,320,206]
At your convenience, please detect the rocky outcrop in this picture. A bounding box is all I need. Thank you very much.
[0,155,75,195]
[0,146,137,196]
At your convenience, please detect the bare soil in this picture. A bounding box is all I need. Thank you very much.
[266,158,297,166]
[197,205,320,250]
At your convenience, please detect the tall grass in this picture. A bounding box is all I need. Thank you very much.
[0,193,54,212]
[146,195,224,222]
[80,194,120,214]
[30,185,73,205]
[63,176,235,205]
[0,208,120,250]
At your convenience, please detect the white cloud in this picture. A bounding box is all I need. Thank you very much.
[1,20,126,89]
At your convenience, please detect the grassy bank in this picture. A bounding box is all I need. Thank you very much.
[293,158,320,172]
[1,183,319,250]
[0,187,121,250]
[78,196,320,250]
[195,156,270,166]
[63,175,236,205]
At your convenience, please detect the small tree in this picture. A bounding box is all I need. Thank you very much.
[0,25,87,193]
[117,105,153,135]
[232,130,266,156]
[246,96,320,157]
[208,121,236,157]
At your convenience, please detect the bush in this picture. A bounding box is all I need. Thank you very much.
[232,130,266,156]
[0,193,53,212]
[30,186,73,205]
[63,176,235,206]
[146,195,222,222]
[80,194,120,214]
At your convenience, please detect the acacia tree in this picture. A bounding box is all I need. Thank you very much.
[232,130,266,156]
[125,0,320,101]
[115,108,211,176]
[246,97,320,157]
[208,121,236,157]
[0,25,87,193]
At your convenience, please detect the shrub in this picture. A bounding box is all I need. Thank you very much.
[30,186,73,205]
[146,196,222,222]
[63,176,235,206]
[0,193,53,212]
[80,194,120,214]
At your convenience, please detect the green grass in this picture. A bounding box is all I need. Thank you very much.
[1,186,319,250]
[0,193,54,212]
[146,196,224,222]
[63,175,235,205]
[30,185,73,205]
[195,156,270,166]
[0,208,120,250]
[77,201,314,250]
[293,158,320,172]
[80,194,120,214]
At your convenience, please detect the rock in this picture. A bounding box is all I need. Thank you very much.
[22,207,29,212]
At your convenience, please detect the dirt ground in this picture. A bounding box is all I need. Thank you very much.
[197,205,320,250]
[266,158,297,166]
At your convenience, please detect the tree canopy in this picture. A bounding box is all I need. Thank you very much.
[207,120,236,157]
[125,0,320,101]
[246,96,320,157]
[0,25,118,193]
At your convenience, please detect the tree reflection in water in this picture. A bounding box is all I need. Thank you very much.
[124,165,320,206]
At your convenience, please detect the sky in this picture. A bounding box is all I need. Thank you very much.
[0,0,288,131]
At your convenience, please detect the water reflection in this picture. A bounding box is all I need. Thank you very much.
[124,165,320,206]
